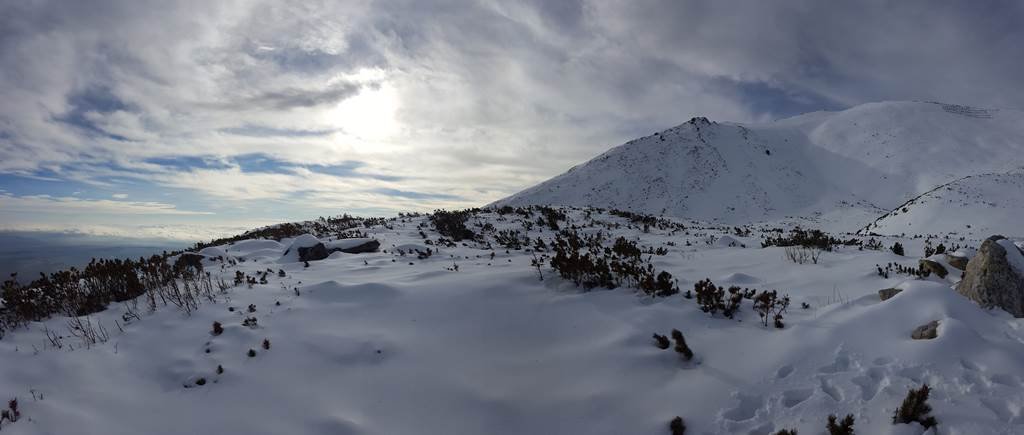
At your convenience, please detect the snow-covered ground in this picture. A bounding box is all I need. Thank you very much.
[2,208,1022,434]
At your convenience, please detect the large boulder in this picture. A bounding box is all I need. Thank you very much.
[298,239,382,262]
[337,239,380,254]
[956,235,1024,317]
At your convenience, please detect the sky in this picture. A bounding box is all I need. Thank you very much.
[2,0,1023,242]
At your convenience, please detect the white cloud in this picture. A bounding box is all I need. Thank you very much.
[112,193,128,199]
[0,193,211,216]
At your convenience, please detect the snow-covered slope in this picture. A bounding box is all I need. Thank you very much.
[496,101,1024,235]
[861,170,1024,237]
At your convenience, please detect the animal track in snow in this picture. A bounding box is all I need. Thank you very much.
[721,392,764,422]
[818,350,856,374]
[851,366,888,401]
[781,388,814,408]
[980,397,1023,424]
[818,377,844,402]
[776,364,794,379]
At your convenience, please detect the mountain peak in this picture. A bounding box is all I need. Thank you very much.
[495,101,1024,235]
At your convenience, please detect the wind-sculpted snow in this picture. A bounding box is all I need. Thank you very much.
[2,207,1023,434]
[497,101,1024,237]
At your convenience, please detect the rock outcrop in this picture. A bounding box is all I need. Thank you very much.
[338,240,380,254]
[298,243,330,262]
[298,240,381,262]
[956,235,1024,317]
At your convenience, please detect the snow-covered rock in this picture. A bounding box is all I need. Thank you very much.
[280,234,322,262]
[327,238,380,254]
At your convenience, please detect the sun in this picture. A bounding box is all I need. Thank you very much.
[324,81,400,142]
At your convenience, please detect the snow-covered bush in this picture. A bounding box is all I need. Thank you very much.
[0,398,20,427]
[892,384,937,429]
[494,229,524,250]
[826,414,854,435]
[761,227,857,251]
[784,246,822,264]
[752,290,790,328]
[652,333,670,349]
[694,279,751,316]
[694,279,725,314]
[670,329,694,361]
[548,229,678,296]
[429,209,478,241]
[863,237,884,251]
[535,206,565,231]
[669,416,686,435]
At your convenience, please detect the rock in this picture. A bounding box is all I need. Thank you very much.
[298,243,330,262]
[919,259,948,278]
[944,253,969,271]
[337,239,380,254]
[911,320,940,340]
[298,239,382,262]
[956,235,1024,317]
[878,288,903,301]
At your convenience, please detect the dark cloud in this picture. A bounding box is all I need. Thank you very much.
[220,125,336,138]
[228,83,366,111]
[371,188,463,201]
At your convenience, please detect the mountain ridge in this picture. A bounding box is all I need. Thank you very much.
[495,100,1024,236]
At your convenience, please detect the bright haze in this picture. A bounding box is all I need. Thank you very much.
[2,0,1023,241]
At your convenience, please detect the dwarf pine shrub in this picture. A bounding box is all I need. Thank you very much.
[670,329,694,361]
[826,414,854,435]
[669,416,686,435]
[892,384,937,428]
[652,333,670,349]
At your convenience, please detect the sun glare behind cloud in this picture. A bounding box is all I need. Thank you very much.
[325,81,400,142]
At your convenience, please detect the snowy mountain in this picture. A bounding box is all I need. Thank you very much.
[496,101,1024,236]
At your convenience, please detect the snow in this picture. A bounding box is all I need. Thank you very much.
[197,246,227,258]
[226,239,285,253]
[997,239,1024,276]
[3,208,1023,434]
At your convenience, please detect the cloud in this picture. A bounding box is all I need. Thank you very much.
[112,193,128,199]
[0,192,212,216]
[1,0,1023,238]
